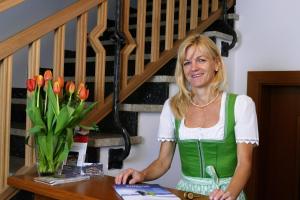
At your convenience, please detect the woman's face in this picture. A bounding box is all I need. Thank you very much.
[183,45,218,89]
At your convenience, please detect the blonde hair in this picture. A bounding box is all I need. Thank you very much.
[170,33,227,119]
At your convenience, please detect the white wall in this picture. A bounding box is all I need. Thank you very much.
[233,0,300,94]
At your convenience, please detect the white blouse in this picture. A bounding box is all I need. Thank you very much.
[157,92,259,145]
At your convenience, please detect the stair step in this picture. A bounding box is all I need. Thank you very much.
[88,133,143,148]
[120,104,163,112]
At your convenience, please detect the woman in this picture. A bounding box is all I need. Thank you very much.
[115,34,259,200]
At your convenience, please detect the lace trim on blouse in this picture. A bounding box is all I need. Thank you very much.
[236,139,259,145]
[158,137,176,142]
[157,137,259,145]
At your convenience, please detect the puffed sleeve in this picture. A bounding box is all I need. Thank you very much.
[234,95,259,145]
[157,99,176,142]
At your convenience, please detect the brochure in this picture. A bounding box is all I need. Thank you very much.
[114,184,180,200]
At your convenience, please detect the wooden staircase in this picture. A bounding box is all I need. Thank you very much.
[0,0,235,198]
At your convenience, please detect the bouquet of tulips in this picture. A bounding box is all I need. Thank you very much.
[26,70,97,176]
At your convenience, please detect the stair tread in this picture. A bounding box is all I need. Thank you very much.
[88,133,143,148]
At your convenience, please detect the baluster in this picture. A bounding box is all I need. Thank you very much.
[53,25,66,79]
[201,0,209,20]
[89,2,107,104]
[151,0,161,62]
[165,0,175,50]
[25,40,41,167]
[190,0,199,30]
[0,56,13,192]
[211,0,219,12]
[178,0,187,39]
[75,12,88,85]
[121,0,136,89]
[135,0,147,74]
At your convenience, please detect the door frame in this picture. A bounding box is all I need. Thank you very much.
[246,71,300,200]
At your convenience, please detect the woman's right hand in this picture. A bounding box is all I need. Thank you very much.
[115,168,145,185]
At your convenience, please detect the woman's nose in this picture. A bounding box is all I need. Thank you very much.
[191,60,197,70]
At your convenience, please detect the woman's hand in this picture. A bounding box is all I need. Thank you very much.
[209,189,235,200]
[115,168,145,185]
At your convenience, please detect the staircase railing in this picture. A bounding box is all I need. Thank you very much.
[0,0,235,198]
[83,0,235,125]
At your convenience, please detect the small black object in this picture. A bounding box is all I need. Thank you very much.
[108,148,124,169]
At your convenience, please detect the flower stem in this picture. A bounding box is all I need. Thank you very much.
[44,91,48,115]
[37,87,41,108]
[68,93,73,106]
[56,94,60,114]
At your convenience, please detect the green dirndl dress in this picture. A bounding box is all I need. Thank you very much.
[175,93,246,200]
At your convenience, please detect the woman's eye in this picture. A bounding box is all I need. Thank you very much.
[183,61,190,66]
[196,58,206,63]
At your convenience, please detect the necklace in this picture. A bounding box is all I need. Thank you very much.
[190,92,220,109]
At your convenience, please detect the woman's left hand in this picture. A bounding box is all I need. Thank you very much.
[209,189,235,200]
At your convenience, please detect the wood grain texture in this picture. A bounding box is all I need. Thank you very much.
[7,173,208,200]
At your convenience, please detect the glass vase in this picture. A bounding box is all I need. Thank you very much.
[35,139,64,177]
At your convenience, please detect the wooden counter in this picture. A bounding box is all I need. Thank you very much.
[7,172,208,200]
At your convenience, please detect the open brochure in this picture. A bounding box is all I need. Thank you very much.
[34,175,90,186]
[114,184,180,200]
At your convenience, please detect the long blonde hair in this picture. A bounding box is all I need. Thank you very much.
[170,33,227,119]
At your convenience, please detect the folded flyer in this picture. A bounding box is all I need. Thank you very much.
[114,184,180,200]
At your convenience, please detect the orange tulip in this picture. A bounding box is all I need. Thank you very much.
[36,75,44,88]
[26,79,36,92]
[68,81,75,94]
[65,81,71,91]
[53,81,61,95]
[78,86,89,101]
[77,83,85,95]
[57,76,64,88]
[43,70,53,81]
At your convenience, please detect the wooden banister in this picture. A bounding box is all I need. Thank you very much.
[0,0,104,61]
[0,0,24,13]
[83,0,235,125]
